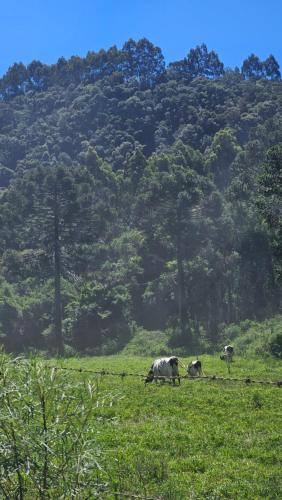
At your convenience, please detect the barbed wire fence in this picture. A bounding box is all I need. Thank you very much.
[43,363,282,387]
[3,356,282,386]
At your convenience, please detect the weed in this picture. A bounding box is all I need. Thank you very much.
[251,391,263,409]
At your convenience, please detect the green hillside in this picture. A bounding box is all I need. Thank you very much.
[0,40,281,354]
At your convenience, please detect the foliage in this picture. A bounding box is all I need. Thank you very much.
[0,353,119,497]
[0,278,22,349]
[0,39,281,353]
[257,144,282,278]
[221,316,282,358]
[242,54,281,80]
[69,281,131,353]
[121,326,171,356]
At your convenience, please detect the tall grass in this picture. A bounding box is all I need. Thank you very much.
[0,352,116,498]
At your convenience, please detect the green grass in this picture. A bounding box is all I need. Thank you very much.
[1,353,282,498]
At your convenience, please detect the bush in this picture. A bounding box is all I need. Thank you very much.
[230,316,282,358]
[0,279,23,351]
[121,327,171,356]
[269,334,282,359]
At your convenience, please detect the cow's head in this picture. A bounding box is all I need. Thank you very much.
[169,357,178,367]
[194,360,202,371]
[226,346,234,353]
[145,366,154,384]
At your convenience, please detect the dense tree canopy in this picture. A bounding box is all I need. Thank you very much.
[258,145,282,277]
[0,39,281,354]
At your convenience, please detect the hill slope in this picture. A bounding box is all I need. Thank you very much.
[0,40,281,353]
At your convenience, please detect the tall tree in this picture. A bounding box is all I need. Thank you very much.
[1,162,97,353]
[258,144,282,277]
[134,142,207,343]
[27,60,50,90]
[1,62,28,97]
[168,44,224,81]
[206,129,241,190]
[264,55,281,80]
[186,44,224,79]
[122,38,165,87]
[241,54,264,79]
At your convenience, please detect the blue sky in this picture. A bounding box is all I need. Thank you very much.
[1,0,281,76]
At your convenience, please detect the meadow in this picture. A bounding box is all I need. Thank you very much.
[0,353,282,499]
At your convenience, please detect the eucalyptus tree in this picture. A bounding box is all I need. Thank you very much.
[168,44,224,81]
[241,54,264,79]
[121,37,166,87]
[264,55,281,80]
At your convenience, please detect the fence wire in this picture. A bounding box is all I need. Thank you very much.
[44,364,282,387]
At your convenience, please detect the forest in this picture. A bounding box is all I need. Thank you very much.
[0,39,281,355]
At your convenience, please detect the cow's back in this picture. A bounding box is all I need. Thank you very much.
[153,358,172,377]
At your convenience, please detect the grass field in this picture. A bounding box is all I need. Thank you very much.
[1,353,282,499]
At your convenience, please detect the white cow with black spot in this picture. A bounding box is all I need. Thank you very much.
[220,345,234,362]
[145,357,180,385]
[187,359,202,377]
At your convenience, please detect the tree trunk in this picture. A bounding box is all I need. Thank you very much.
[54,189,63,356]
[176,213,186,339]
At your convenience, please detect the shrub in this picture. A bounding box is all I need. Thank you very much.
[121,327,170,356]
[269,333,282,359]
[231,316,282,358]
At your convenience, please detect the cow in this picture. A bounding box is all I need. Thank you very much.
[220,345,234,362]
[187,359,202,377]
[145,357,180,385]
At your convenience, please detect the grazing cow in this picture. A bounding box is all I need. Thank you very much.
[145,357,180,385]
[187,360,202,377]
[220,345,234,362]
